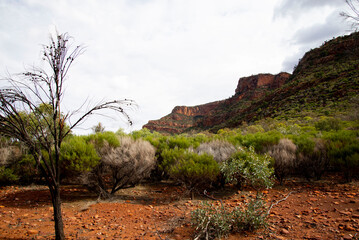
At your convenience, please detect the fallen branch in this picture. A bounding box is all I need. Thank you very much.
[267,191,295,215]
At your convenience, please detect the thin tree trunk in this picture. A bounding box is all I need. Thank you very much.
[51,185,65,240]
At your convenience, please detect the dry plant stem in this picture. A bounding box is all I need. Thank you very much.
[194,217,211,240]
[267,191,295,215]
[203,190,224,208]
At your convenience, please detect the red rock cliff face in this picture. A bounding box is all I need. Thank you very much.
[143,72,290,134]
[235,72,290,99]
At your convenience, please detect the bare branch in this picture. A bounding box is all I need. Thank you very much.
[341,0,359,31]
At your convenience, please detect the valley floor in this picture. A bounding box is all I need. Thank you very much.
[0,177,358,239]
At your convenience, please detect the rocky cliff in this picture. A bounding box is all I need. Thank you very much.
[143,32,359,134]
[143,72,290,134]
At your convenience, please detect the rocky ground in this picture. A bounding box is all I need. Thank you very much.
[0,176,358,239]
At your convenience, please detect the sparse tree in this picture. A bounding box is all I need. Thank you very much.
[0,32,134,240]
[341,0,359,31]
[82,136,156,199]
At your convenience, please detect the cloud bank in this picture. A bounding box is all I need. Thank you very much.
[0,0,351,134]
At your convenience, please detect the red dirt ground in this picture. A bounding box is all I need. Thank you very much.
[0,177,358,240]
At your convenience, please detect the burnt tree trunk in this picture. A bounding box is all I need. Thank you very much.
[50,184,65,240]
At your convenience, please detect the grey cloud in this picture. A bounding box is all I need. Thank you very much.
[274,0,344,18]
[281,11,348,73]
[293,11,346,46]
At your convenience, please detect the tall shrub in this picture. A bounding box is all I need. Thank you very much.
[82,136,156,198]
[220,147,274,190]
[268,138,297,184]
[161,148,220,198]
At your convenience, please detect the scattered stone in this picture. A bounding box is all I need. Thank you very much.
[343,234,353,240]
[27,230,39,235]
[280,228,289,234]
[344,224,356,231]
[339,211,352,216]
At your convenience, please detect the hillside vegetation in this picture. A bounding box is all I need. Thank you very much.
[144,32,359,134]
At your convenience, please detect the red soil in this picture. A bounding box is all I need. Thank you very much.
[0,177,358,240]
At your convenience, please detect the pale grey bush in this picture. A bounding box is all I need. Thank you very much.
[268,138,297,184]
[0,146,22,166]
[195,140,237,163]
[82,136,156,199]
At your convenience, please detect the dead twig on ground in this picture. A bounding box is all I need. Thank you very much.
[267,191,295,215]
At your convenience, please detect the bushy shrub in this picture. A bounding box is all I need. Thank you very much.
[325,131,359,181]
[220,147,274,190]
[232,195,268,232]
[60,136,100,173]
[161,148,220,197]
[0,146,22,166]
[315,117,342,132]
[235,130,282,153]
[0,166,18,185]
[291,135,329,180]
[82,136,156,198]
[11,154,40,184]
[191,195,268,240]
[85,131,120,155]
[195,140,237,163]
[268,138,297,184]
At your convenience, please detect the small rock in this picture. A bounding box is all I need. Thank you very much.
[280,228,289,234]
[27,230,39,235]
[344,224,356,231]
[339,211,352,215]
[272,235,287,240]
[343,234,353,240]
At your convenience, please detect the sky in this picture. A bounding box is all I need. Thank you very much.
[0,0,354,135]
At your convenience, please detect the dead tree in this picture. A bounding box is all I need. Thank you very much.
[0,32,135,240]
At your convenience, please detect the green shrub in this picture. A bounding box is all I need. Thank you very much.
[11,154,40,184]
[290,134,329,180]
[161,148,220,196]
[325,131,359,181]
[85,131,120,153]
[191,202,232,240]
[0,166,18,185]
[240,130,282,152]
[315,117,342,131]
[232,195,268,232]
[220,147,274,190]
[191,195,268,240]
[60,135,100,173]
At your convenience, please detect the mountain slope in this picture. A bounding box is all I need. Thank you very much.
[143,32,359,134]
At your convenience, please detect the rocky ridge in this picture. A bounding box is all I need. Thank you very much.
[143,72,291,134]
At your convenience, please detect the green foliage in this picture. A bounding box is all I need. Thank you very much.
[231,195,268,232]
[161,148,220,192]
[0,166,18,185]
[290,134,315,155]
[11,154,39,184]
[315,117,342,131]
[85,131,120,151]
[60,136,100,172]
[325,130,359,181]
[220,147,274,189]
[230,130,282,152]
[191,195,268,240]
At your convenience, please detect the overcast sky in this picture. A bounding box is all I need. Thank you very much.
[0,0,353,134]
